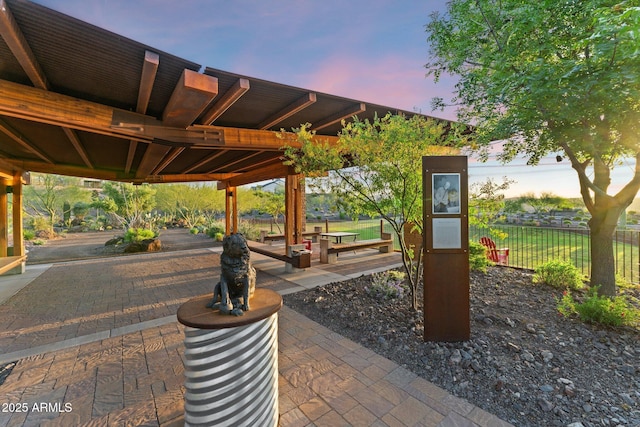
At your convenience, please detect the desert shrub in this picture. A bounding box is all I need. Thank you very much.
[557,287,639,327]
[206,223,225,239]
[124,228,157,243]
[238,220,260,241]
[189,227,199,235]
[23,229,36,240]
[365,271,406,300]
[533,259,585,290]
[30,216,50,233]
[469,240,491,272]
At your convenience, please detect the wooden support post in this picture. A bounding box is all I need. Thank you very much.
[225,186,238,235]
[12,172,24,258]
[0,178,7,258]
[284,173,302,251]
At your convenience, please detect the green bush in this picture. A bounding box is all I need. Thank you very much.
[124,228,157,243]
[206,223,225,239]
[557,287,639,327]
[469,240,491,272]
[189,227,199,235]
[533,259,585,290]
[23,229,36,241]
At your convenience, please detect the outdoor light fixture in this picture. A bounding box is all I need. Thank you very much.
[556,155,563,162]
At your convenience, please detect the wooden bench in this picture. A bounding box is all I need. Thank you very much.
[248,243,311,269]
[320,232,393,264]
[260,227,322,244]
[0,255,27,275]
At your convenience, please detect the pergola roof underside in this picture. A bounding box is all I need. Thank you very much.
[0,0,450,186]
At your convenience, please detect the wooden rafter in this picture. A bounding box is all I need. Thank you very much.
[125,141,137,174]
[162,69,218,128]
[208,151,264,173]
[218,162,289,189]
[137,51,159,114]
[0,118,54,164]
[135,143,172,179]
[151,147,185,175]
[258,92,316,130]
[0,0,48,89]
[62,127,93,169]
[313,102,366,131]
[199,78,250,125]
[127,51,160,174]
[182,149,229,174]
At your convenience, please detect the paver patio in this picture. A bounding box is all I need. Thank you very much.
[0,232,512,426]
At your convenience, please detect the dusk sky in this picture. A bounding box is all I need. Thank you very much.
[31,0,634,198]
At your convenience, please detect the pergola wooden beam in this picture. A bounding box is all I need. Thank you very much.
[0,0,48,90]
[199,78,250,125]
[313,102,366,131]
[0,79,340,149]
[127,51,160,174]
[162,69,218,128]
[137,51,159,114]
[258,92,316,130]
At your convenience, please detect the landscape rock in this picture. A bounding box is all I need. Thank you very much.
[123,238,162,253]
[283,266,640,427]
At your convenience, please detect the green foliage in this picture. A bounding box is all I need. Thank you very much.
[533,260,585,290]
[469,240,491,272]
[124,228,157,243]
[23,229,36,240]
[29,216,50,233]
[365,270,407,301]
[206,223,226,239]
[253,190,285,233]
[238,220,260,241]
[189,227,199,235]
[557,287,639,327]
[282,114,468,310]
[72,201,90,219]
[98,182,156,230]
[469,177,513,239]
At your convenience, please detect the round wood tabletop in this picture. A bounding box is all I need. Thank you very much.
[177,288,283,329]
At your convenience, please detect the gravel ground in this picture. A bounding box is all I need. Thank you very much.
[283,267,640,427]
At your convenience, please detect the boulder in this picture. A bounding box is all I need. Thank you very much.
[124,239,162,253]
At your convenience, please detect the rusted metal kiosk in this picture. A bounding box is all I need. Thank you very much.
[177,289,282,426]
[422,156,470,341]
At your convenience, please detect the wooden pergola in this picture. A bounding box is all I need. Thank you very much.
[0,0,453,273]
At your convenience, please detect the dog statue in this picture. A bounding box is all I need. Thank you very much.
[207,233,256,316]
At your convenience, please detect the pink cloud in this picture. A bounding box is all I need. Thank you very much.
[300,53,459,121]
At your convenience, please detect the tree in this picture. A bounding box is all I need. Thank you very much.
[469,177,513,238]
[24,173,88,233]
[253,189,285,233]
[283,114,464,309]
[154,183,223,228]
[426,0,640,296]
[94,182,156,230]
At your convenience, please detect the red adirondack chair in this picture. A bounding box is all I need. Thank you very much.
[479,237,509,265]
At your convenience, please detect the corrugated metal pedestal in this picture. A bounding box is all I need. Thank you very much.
[177,289,282,427]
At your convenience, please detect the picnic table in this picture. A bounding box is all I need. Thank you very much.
[320,231,359,243]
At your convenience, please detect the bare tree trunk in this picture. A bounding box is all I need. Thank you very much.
[588,204,623,296]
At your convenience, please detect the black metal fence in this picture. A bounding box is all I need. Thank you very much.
[470,224,640,285]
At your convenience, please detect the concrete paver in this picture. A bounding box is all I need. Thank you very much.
[0,233,512,426]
